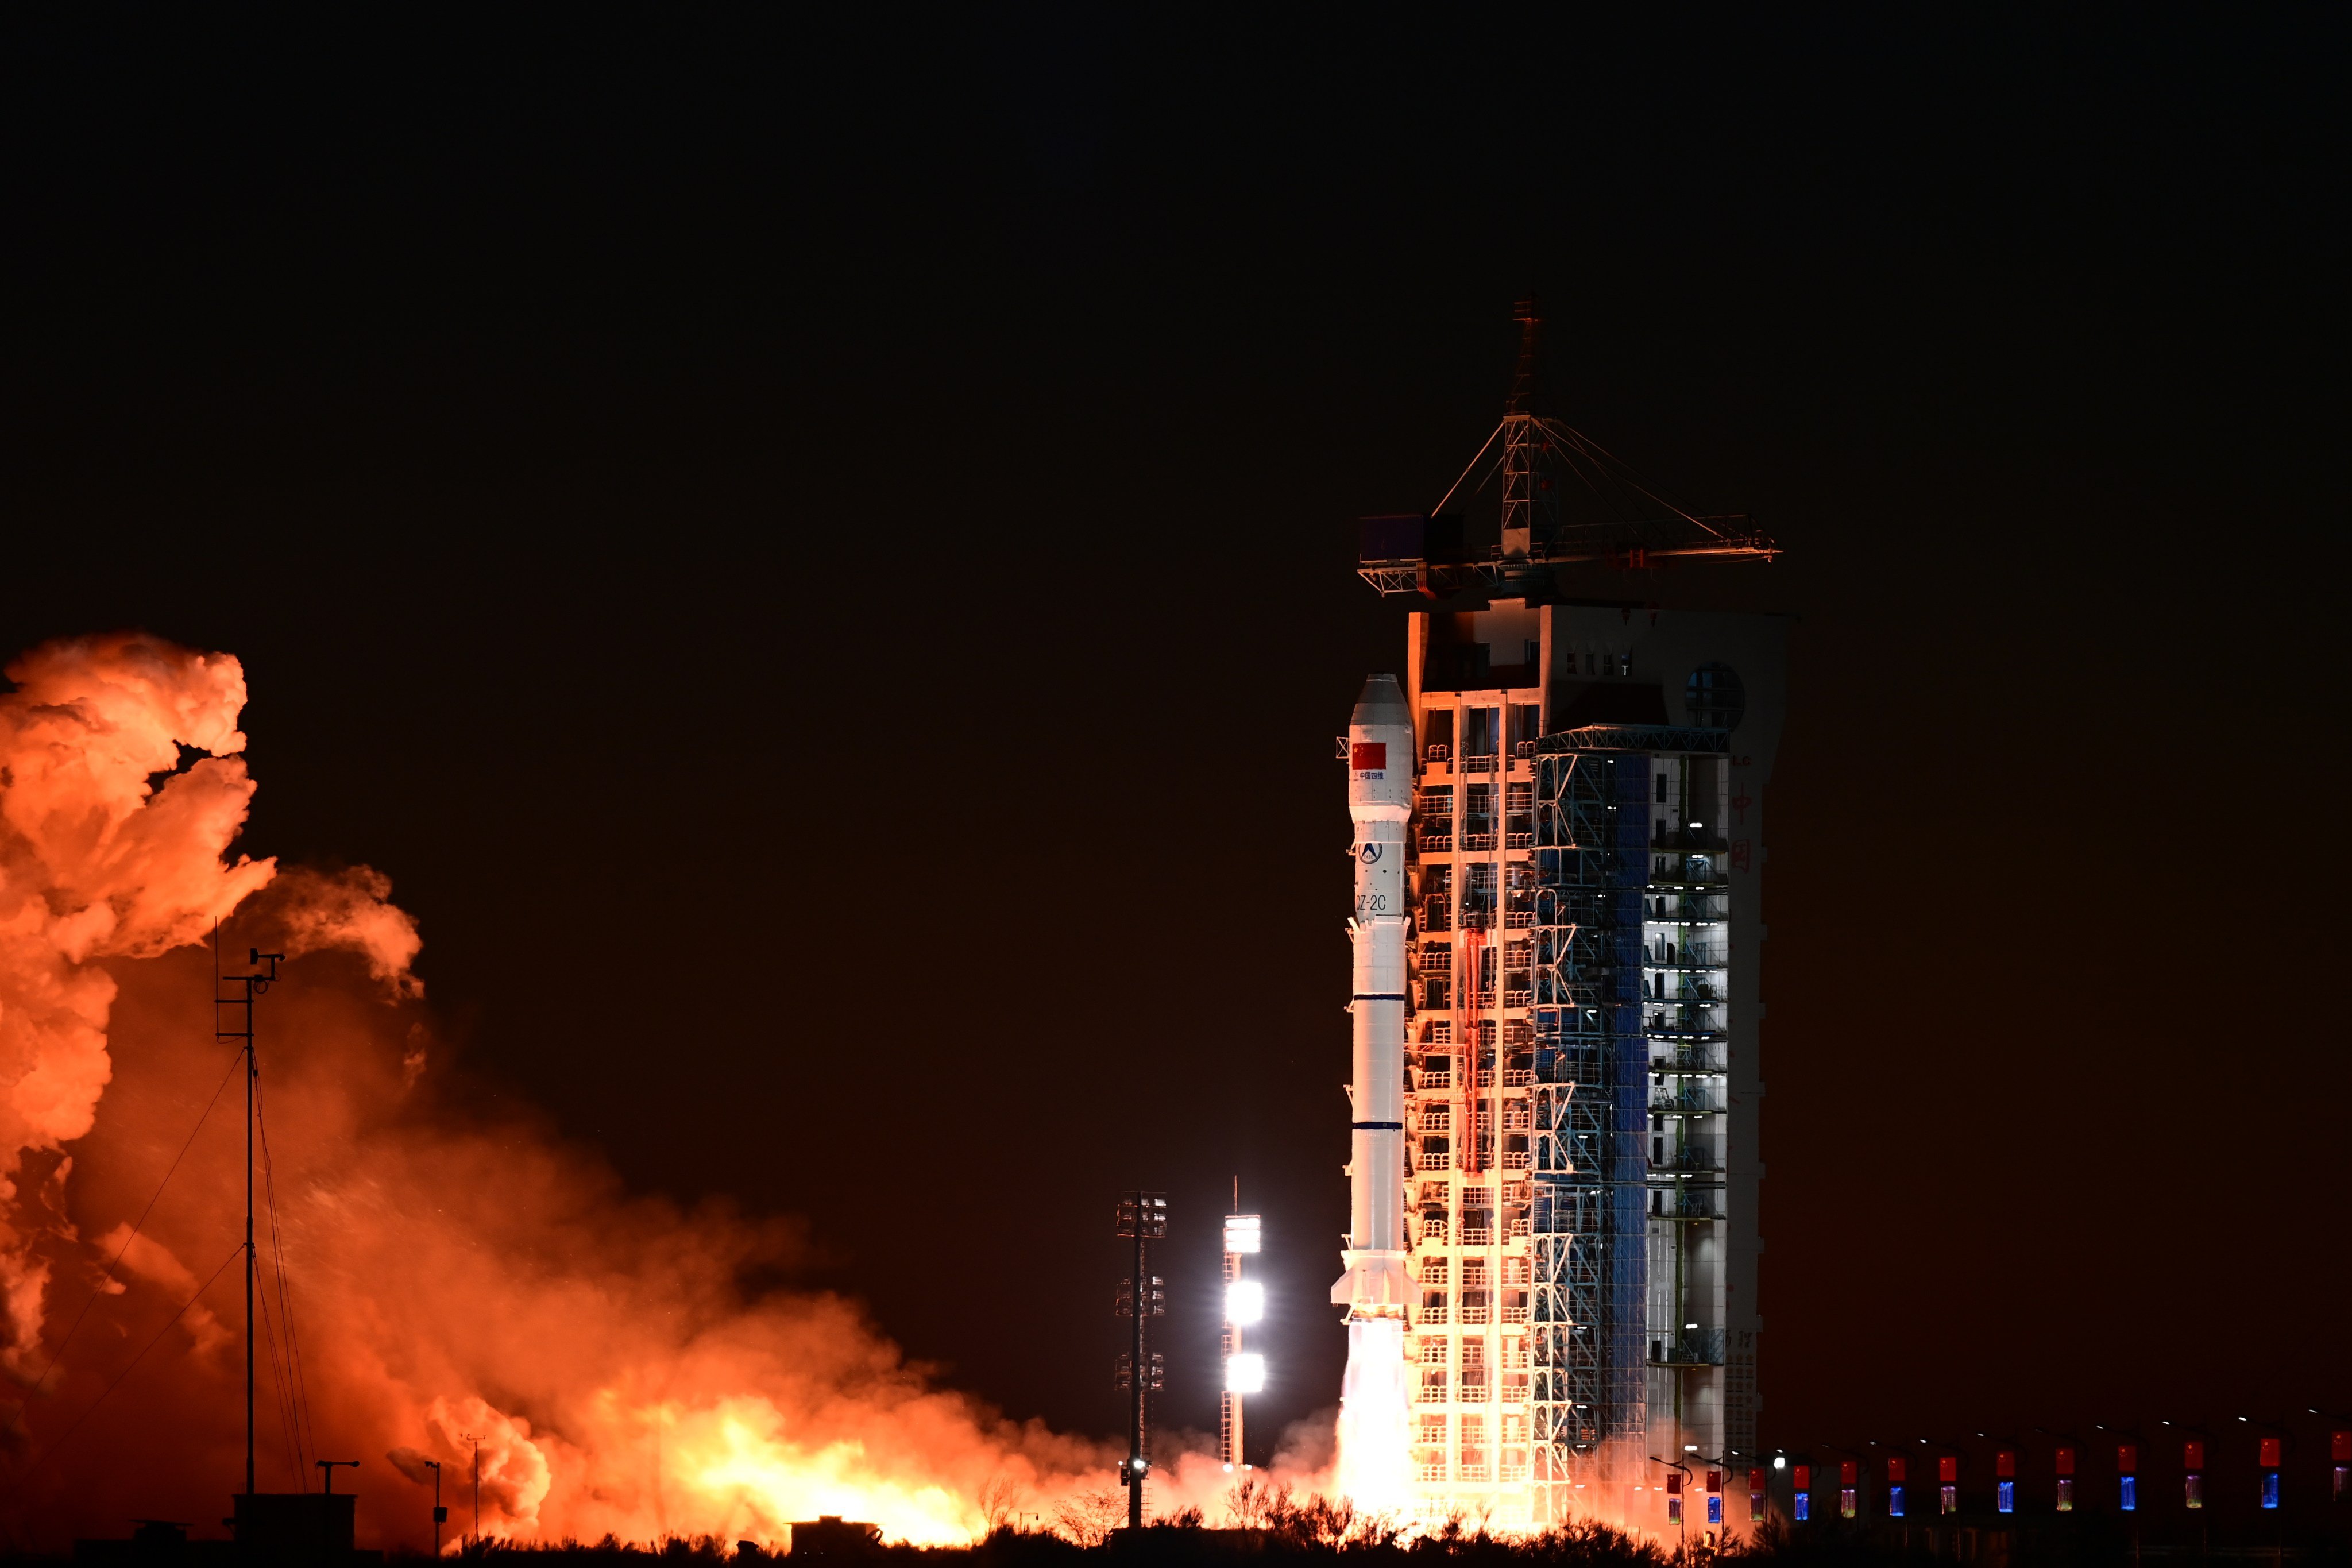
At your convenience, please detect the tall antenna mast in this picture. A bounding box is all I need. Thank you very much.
[215,944,282,1504]
[1357,297,1777,601]
[1499,297,1552,562]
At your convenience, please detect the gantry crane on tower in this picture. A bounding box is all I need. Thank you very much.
[1357,300,1777,602]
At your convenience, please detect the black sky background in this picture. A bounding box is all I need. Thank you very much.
[2,11,2346,1466]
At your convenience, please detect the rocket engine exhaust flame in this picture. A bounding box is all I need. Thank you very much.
[0,633,1206,1550]
[1329,677,1413,1514]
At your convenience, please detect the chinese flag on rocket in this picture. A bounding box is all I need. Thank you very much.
[1351,741,1387,770]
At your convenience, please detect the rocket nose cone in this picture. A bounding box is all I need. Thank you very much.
[1351,674,1409,728]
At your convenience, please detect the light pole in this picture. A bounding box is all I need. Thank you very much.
[1916,1438,1964,1519]
[423,1459,445,1556]
[1694,1452,1729,1554]
[2034,1427,2086,1515]
[1977,1432,2023,1517]
[1813,1443,1866,1523]
[1650,1453,1692,1555]
[1113,1192,1167,1532]
[2307,1409,2352,1506]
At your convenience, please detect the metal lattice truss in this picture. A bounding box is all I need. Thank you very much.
[1358,413,1776,601]
[1523,750,1653,1522]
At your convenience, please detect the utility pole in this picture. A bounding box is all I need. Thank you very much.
[1112,1192,1166,1532]
[461,1432,481,1548]
[215,941,282,1508]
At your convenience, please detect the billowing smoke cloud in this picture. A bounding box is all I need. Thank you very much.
[0,635,273,1382]
[0,634,1211,1550]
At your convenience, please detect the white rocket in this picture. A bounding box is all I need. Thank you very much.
[1331,673,1413,1318]
[1330,674,1416,1507]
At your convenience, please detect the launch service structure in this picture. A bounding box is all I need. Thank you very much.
[1331,302,1789,1537]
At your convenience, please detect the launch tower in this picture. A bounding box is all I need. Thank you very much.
[1343,304,1787,1534]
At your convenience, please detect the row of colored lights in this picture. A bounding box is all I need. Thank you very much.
[1751,1425,2352,1522]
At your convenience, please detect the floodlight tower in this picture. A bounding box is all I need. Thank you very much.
[1221,1210,1265,1469]
[1113,1193,1168,1531]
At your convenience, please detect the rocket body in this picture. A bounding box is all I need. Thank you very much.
[1330,673,1416,1508]
[1331,674,1413,1318]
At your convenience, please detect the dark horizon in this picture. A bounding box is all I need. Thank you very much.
[0,10,2344,1511]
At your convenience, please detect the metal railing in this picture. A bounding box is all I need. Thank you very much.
[1650,1049,1721,1075]
[1419,828,1454,853]
[1646,1017,1726,1038]
[1651,1328,1727,1366]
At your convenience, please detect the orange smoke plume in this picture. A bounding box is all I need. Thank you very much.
[0,634,1134,1550]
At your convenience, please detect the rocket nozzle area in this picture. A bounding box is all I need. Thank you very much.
[1329,1249,1412,1314]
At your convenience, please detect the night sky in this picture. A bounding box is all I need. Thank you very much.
[2,12,2345,1463]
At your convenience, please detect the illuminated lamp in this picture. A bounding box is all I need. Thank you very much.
[2332,1429,2349,1504]
[2184,1439,2204,1511]
[2260,1435,2281,1511]
[1225,1280,1265,1325]
[1887,1456,1906,1518]
[2118,1444,2138,1512]
[1224,1353,1266,1395]
[1223,1215,1262,1254]
[1840,1461,1857,1520]
[1996,1447,2016,1515]
[1940,1454,1959,1515]
[2056,1446,2076,1513]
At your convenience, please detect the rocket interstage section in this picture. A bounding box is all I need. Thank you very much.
[1334,673,1413,1319]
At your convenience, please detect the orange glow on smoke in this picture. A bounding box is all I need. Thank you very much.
[0,634,1180,1550]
